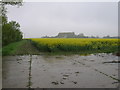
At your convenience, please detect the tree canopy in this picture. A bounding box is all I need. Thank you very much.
[1,0,23,46]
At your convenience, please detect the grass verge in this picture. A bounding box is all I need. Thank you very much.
[2,40,40,56]
[2,40,27,56]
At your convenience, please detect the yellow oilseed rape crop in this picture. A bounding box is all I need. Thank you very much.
[30,38,119,53]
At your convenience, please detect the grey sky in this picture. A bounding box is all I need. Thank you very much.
[6,2,118,38]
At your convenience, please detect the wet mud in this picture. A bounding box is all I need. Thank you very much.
[2,53,119,88]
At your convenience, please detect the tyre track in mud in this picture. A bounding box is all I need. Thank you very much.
[26,54,119,88]
[27,55,32,88]
[74,59,120,83]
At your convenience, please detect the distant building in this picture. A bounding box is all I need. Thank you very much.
[57,32,75,38]
[77,33,84,37]
[41,32,100,38]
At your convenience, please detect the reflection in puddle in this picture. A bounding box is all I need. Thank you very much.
[42,55,65,63]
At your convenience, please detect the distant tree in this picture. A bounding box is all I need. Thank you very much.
[77,33,85,38]
[91,36,96,38]
[96,36,99,38]
[103,35,110,38]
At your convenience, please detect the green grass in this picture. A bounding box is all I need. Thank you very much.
[2,40,27,56]
[2,40,40,56]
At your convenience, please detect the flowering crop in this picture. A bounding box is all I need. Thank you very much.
[30,38,119,53]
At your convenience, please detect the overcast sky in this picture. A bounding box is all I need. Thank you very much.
[6,2,118,38]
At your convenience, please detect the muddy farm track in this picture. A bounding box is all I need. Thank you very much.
[3,53,119,88]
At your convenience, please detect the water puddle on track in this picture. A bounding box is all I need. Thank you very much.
[2,53,120,88]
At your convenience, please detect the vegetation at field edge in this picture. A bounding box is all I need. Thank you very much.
[2,38,119,56]
[30,38,119,53]
[2,40,40,56]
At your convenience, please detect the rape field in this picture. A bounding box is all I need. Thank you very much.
[30,38,119,53]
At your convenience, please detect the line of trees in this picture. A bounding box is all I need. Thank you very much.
[42,33,120,38]
[1,0,23,46]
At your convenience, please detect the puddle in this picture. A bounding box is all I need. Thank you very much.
[2,53,119,88]
[103,61,120,63]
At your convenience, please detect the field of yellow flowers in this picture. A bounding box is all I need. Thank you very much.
[30,38,119,53]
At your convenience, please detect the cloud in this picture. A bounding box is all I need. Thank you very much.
[7,2,118,38]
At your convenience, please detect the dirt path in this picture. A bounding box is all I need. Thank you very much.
[15,40,40,55]
[2,53,119,88]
